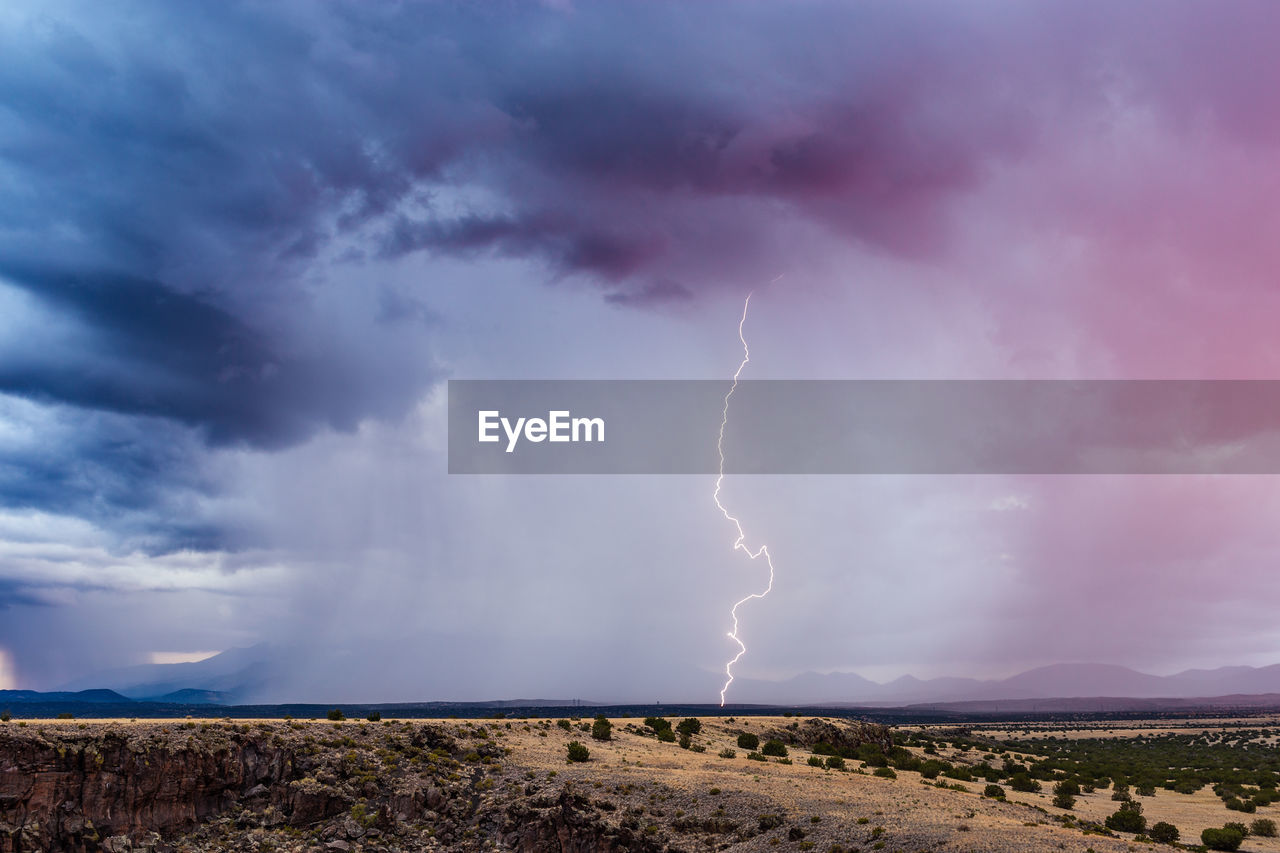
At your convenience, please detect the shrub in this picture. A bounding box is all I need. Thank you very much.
[983,784,1005,799]
[1053,779,1079,809]
[758,814,784,831]
[1136,783,1156,796]
[1148,821,1179,844]
[718,748,736,759]
[56,712,74,720]
[808,756,825,767]
[918,759,945,779]
[873,767,897,779]
[747,752,767,762]
[825,755,846,770]
[679,733,692,749]
[0,710,9,723]
[327,709,345,721]
[591,715,612,741]
[761,739,788,757]
[737,732,760,750]
[657,728,676,743]
[1201,826,1244,851]
[557,719,571,730]
[566,741,590,762]
[1008,774,1041,793]
[1104,801,1145,834]
[676,718,702,736]
[1251,818,1278,837]
[644,717,672,734]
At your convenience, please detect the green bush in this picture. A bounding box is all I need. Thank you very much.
[657,728,676,743]
[644,717,671,733]
[718,748,736,759]
[825,755,845,770]
[365,711,381,722]
[591,715,612,741]
[1201,826,1244,851]
[808,756,824,767]
[566,741,589,762]
[1008,774,1041,793]
[1251,818,1278,837]
[1148,821,1179,844]
[918,759,946,779]
[747,751,767,762]
[761,739,788,757]
[1053,779,1078,809]
[0,710,9,723]
[327,709,345,721]
[557,719,571,730]
[983,784,1005,799]
[737,732,760,750]
[1104,801,1145,834]
[873,767,896,779]
[678,733,691,749]
[676,718,702,736]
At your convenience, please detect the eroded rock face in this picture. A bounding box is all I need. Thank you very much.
[765,718,893,753]
[0,726,327,851]
[0,721,659,852]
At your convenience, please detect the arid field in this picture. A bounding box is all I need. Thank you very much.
[4,714,1280,851]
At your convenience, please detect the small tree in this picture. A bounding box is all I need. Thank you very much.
[566,741,590,762]
[1201,826,1244,851]
[1008,773,1041,793]
[1053,779,1079,810]
[657,727,676,743]
[366,711,381,722]
[591,715,612,741]
[983,784,1005,799]
[644,717,671,734]
[761,739,788,757]
[737,732,760,750]
[676,718,702,736]
[824,755,845,770]
[1149,822,1179,844]
[327,709,345,721]
[1252,818,1278,838]
[1104,801,1145,834]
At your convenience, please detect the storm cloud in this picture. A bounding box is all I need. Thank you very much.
[5,1,1280,696]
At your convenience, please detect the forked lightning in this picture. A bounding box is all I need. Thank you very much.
[714,291,777,706]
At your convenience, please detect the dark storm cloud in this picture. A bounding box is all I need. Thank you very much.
[6,0,1280,554]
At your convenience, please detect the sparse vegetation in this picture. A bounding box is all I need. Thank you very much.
[761,739,788,757]
[1201,825,1245,851]
[1104,800,1145,834]
[1149,821,1180,844]
[566,741,589,762]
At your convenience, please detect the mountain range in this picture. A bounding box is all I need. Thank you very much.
[41,646,1280,708]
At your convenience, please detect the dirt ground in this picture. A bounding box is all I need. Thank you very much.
[9,714,1280,851]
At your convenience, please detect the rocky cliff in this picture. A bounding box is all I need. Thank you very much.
[0,720,659,852]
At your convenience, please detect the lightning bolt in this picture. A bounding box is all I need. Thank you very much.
[715,290,777,706]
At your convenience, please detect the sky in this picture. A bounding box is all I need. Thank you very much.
[4,1,1280,702]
